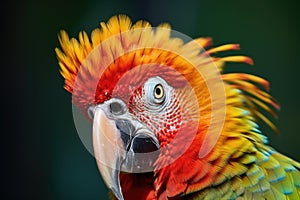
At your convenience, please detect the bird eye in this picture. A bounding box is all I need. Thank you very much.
[153,84,164,100]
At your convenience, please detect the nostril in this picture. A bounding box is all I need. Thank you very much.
[110,101,123,115]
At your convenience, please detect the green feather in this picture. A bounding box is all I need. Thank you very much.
[291,170,300,188]
[272,173,294,195]
[267,166,286,183]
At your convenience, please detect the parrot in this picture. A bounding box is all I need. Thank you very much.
[55,15,300,200]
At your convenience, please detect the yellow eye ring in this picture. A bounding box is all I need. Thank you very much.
[154,84,164,99]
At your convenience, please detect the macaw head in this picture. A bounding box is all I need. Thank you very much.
[56,15,278,199]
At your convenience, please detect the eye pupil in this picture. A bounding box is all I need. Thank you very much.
[155,87,161,96]
[154,84,164,100]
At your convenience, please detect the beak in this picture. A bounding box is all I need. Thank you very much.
[91,99,159,200]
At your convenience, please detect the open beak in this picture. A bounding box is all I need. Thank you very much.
[91,99,159,200]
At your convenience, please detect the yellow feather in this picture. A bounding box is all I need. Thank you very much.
[218,55,254,65]
[206,44,240,54]
[193,37,212,48]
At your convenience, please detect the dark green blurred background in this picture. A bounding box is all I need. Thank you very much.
[3,0,300,199]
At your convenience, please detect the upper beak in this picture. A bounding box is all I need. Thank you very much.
[91,99,159,200]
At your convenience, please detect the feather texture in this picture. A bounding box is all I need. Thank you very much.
[56,15,300,200]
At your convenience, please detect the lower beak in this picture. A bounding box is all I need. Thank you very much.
[92,102,159,200]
